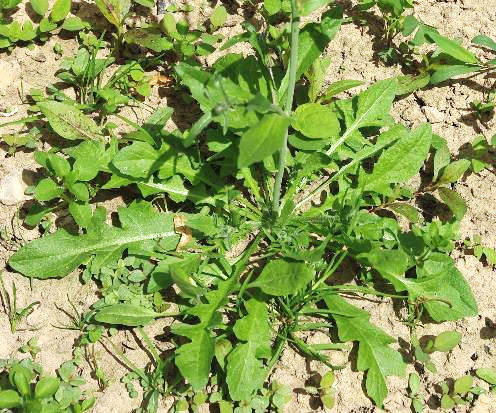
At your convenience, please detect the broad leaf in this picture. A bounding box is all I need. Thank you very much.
[49,0,71,22]
[9,202,176,278]
[364,123,432,193]
[112,141,163,178]
[297,0,333,16]
[438,187,467,220]
[172,277,238,390]
[325,295,406,407]
[292,103,340,139]
[237,113,290,168]
[226,298,271,400]
[354,78,398,128]
[37,101,103,141]
[251,259,314,296]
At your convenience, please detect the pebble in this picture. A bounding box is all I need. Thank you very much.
[422,106,445,123]
[0,170,31,205]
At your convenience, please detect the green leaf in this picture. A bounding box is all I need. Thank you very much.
[483,247,496,265]
[297,0,332,16]
[25,204,53,227]
[436,159,470,185]
[430,64,481,84]
[476,368,496,385]
[34,177,64,201]
[237,113,290,168]
[472,35,496,52]
[47,153,71,177]
[440,395,455,410]
[37,101,103,141]
[387,204,421,224]
[172,277,238,390]
[453,375,473,394]
[427,31,478,64]
[61,16,90,31]
[264,0,281,15]
[210,5,227,27]
[320,79,363,101]
[432,331,462,352]
[226,298,271,401]
[35,377,60,399]
[9,202,176,278]
[438,187,467,220]
[278,8,343,102]
[354,78,398,128]
[68,201,92,228]
[124,28,173,52]
[30,0,49,16]
[251,259,314,296]
[325,295,406,407]
[395,74,430,95]
[291,103,340,139]
[112,141,162,178]
[49,0,71,22]
[95,0,130,28]
[0,390,22,409]
[364,123,432,193]
[95,304,164,326]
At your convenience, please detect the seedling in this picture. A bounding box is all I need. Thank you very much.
[0,273,40,333]
[408,373,424,413]
[464,235,496,266]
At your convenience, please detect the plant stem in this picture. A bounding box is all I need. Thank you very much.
[272,0,300,215]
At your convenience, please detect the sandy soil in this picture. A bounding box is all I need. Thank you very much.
[1,0,496,412]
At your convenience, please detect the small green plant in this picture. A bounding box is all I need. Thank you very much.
[472,90,495,120]
[408,373,423,413]
[0,273,40,333]
[305,370,336,409]
[464,235,496,266]
[438,374,482,409]
[0,357,95,412]
[19,337,41,360]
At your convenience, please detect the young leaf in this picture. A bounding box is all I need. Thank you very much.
[325,295,406,407]
[172,277,238,390]
[0,390,22,409]
[49,0,71,22]
[30,0,49,16]
[291,103,340,139]
[438,187,467,221]
[251,259,314,296]
[35,377,60,399]
[427,32,479,64]
[476,368,496,385]
[237,113,290,168]
[364,123,432,193]
[210,5,227,28]
[453,375,473,394]
[34,178,64,201]
[430,64,482,85]
[436,159,470,185]
[472,35,496,52]
[9,202,176,278]
[432,331,462,352]
[226,298,271,401]
[37,101,103,141]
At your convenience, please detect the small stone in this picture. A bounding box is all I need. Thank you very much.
[0,170,31,205]
[422,106,445,123]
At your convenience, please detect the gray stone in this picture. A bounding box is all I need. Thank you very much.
[0,170,31,205]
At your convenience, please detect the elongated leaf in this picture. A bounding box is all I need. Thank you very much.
[37,101,103,141]
[354,78,398,128]
[364,123,432,193]
[95,304,162,326]
[226,299,271,401]
[50,0,71,22]
[427,32,478,64]
[237,113,290,168]
[472,35,496,52]
[476,368,496,385]
[9,202,176,278]
[251,259,314,296]
[278,8,343,102]
[325,295,406,407]
[430,64,482,84]
[320,79,363,101]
